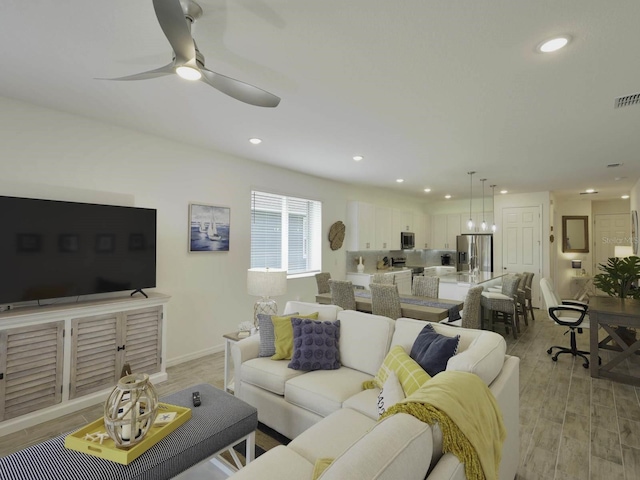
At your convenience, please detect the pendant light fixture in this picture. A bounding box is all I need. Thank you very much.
[480,178,487,231]
[467,171,475,230]
[490,184,497,232]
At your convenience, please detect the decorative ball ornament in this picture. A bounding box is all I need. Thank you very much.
[104,373,159,447]
[328,221,346,250]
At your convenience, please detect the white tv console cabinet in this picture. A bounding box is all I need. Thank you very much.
[0,292,170,436]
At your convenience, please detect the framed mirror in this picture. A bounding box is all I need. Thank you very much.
[562,216,589,253]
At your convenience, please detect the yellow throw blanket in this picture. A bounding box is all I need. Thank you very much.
[380,370,506,480]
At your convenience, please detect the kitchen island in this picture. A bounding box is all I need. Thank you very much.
[439,271,506,301]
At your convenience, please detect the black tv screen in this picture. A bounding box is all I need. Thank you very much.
[0,196,157,305]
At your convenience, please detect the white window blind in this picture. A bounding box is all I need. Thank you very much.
[251,191,322,275]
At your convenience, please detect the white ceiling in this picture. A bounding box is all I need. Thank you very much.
[2,0,639,202]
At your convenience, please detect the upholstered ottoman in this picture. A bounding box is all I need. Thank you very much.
[0,384,257,480]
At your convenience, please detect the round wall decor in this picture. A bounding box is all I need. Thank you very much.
[328,221,345,250]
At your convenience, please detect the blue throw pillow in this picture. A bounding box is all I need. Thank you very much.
[409,323,460,376]
[288,318,341,371]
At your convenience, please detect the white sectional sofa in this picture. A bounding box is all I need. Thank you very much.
[230,301,519,480]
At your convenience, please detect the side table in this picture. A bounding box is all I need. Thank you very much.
[223,331,252,393]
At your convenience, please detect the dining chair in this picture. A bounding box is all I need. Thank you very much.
[371,273,393,285]
[412,276,439,298]
[515,274,528,326]
[524,272,535,321]
[315,272,331,294]
[481,273,521,339]
[328,279,356,310]
[440,285,483,329]
[369,283,402,320]
[540,277,593,368]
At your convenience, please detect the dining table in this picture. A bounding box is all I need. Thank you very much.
[315,291,463,322]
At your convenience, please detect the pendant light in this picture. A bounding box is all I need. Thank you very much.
[467,171,475,230]
[490,184,497,232]
[480,178,487,231]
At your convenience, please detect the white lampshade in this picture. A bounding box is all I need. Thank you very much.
[614,246,634,258]
[247,268,287,297]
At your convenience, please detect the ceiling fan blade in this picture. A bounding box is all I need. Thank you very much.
[98,63,175,81]
[200,68,281,108]
[152,0,196,65]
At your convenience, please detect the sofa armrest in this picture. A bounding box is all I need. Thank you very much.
[426,452,466,480]
[231,334,261,397]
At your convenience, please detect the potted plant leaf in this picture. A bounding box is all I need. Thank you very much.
[593,255,640,346]
[593,255,640,299]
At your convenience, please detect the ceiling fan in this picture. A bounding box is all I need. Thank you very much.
[104,0,280,108]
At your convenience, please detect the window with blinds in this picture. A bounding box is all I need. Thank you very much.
[251,191,322,275]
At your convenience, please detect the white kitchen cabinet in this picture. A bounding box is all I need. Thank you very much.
[431,214,461,249]
[461,212,494,233]
[414,213,429,249]
[346,273,372,289]
[374,206,393,250]
[347,201,376,250]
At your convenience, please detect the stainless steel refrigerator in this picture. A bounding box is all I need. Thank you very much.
[456,234,494,272]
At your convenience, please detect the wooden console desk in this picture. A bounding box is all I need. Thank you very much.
[589,296,640,386]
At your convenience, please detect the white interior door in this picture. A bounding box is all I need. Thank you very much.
[502,206,541,307]
[594,213,630,273]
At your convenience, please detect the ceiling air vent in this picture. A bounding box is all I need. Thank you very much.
[614,93,640,109]
[580,191,599,195]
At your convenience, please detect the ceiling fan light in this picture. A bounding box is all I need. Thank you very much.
[176,66,202,81]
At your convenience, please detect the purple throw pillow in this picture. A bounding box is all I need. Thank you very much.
[288,318,341,371]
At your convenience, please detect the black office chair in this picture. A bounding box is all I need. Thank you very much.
[540,278,595,368]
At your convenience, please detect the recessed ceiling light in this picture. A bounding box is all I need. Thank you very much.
[424,188,431,193]
[445,195,451,199]
[500,190,508,194]
[622,195,630,199]
[249,138,262,145]
[353,155,363,161]
[537,35,570,53]
[396,179,404,183]
[585,188,595,193]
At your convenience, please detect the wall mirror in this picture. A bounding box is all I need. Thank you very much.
[562,216,589,253]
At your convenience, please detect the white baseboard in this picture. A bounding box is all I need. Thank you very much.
[166,344,224,368]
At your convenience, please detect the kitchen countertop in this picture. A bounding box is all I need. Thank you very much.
[346,267,410,275]
[439,271,506,285]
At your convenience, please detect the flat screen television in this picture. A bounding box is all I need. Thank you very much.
[0,195,157,305]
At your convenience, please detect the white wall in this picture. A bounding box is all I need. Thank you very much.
[0,96,429,365]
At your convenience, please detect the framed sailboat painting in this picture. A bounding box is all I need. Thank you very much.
[189,203,230,252]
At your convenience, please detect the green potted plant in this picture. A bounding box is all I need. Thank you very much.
[593,255,640,299]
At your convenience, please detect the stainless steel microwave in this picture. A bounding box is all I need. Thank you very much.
[401,232,415,249]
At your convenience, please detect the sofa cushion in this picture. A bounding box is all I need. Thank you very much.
[366,345,430,396]
[283,301,342,321]
[272,313,319,360]
[337,310,395,376]
[241,358,305,395]
[258,312,297,357]
[410,323,460,376]
[288,319,340,371]
[285,367,372,417]
[320,413,434,480]
[377,370,405,416]
[391,318,506,385]
[288,408,376,464]
[342,388,379,420]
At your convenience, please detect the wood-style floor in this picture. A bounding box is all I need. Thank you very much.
[2,310,640,480]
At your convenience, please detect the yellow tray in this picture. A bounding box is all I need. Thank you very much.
[64,403,191,465]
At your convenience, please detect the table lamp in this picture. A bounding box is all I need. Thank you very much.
[571,260,582,276]
[247,268,287,328]
[614,245,634,258]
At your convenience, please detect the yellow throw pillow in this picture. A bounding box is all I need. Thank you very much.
[312,458,334,479]
[363,345,431,396]
[271,312,319,360]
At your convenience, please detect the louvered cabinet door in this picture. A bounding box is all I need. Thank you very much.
[123,306,162,375]
[0,322,64,421]
[69,313,123,399]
